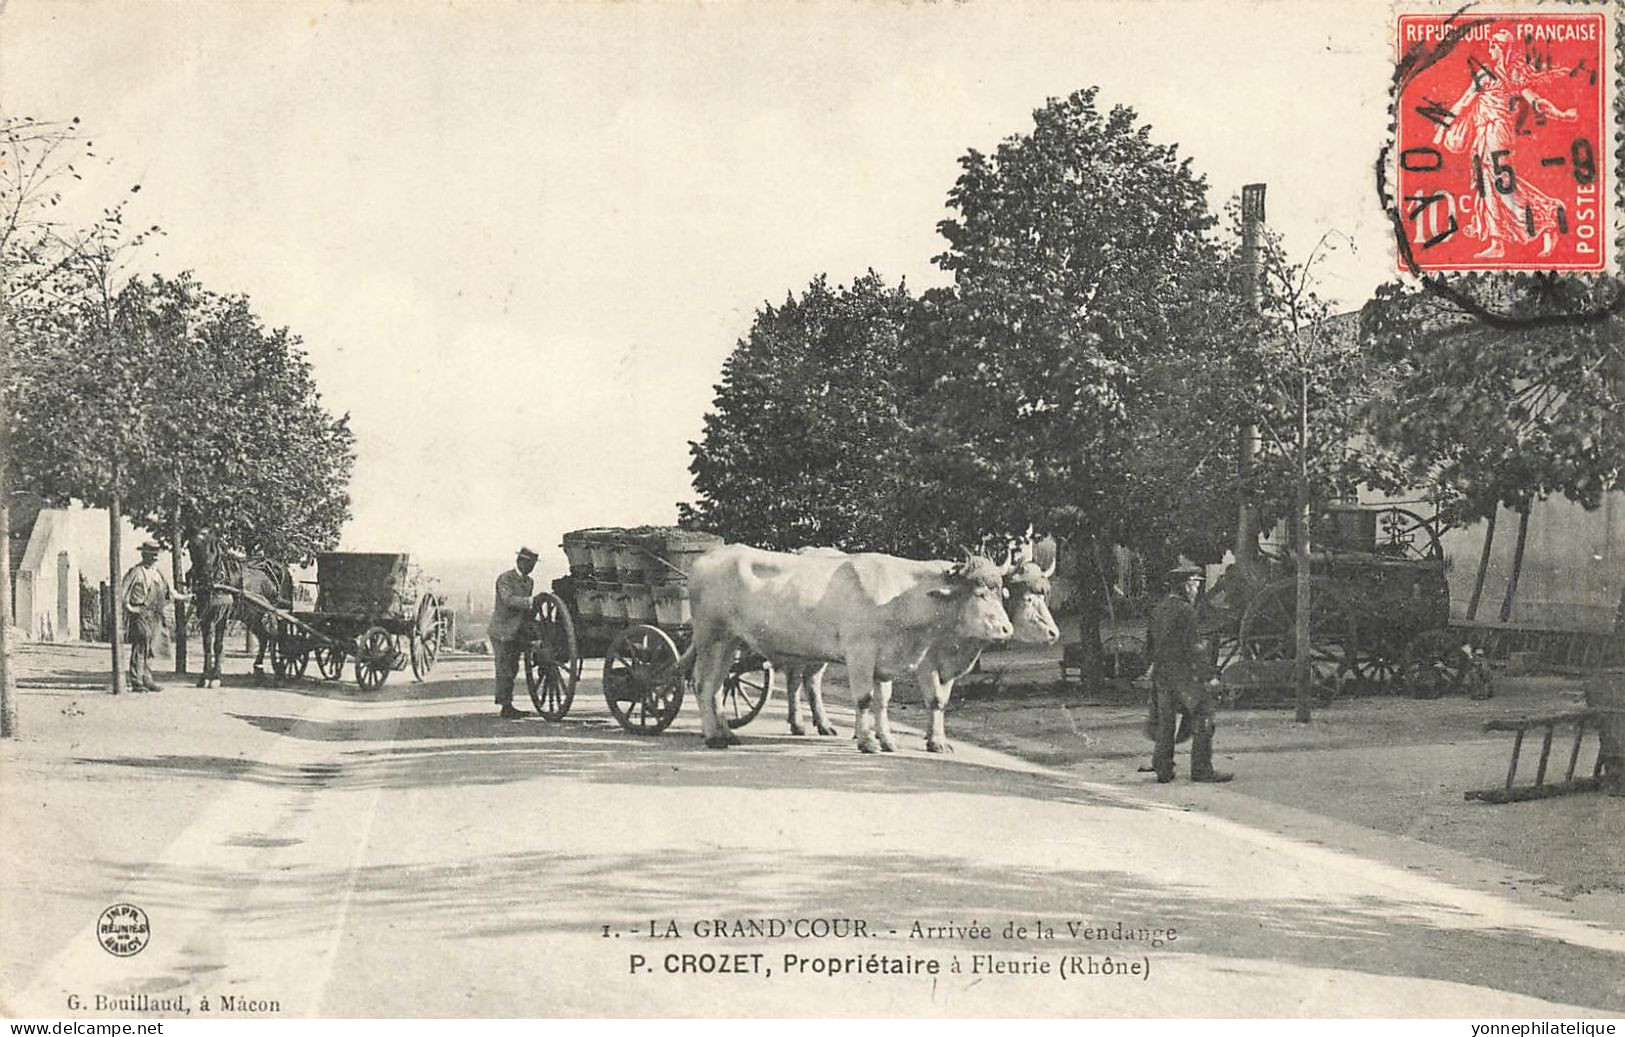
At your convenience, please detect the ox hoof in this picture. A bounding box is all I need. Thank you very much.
[925,739,954,754]
[817,725,839,737]
[195,677,207,688]
[789,724,808,737]
[704,736,733,750]
[857,739,881,754]
[210,679,222,689]
[878,737,897,753]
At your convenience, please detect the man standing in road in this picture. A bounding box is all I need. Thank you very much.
[120,541,190,693]
[1146,565,1232,784]
[490,547,540,719]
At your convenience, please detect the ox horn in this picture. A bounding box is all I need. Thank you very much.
[1039,552,1057,579]
[994,542,1017,577]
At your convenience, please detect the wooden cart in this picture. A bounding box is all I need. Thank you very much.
[251,552,448,691]
[522,527,771,734]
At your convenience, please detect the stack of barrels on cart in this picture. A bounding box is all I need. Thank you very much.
[524,527,771,734]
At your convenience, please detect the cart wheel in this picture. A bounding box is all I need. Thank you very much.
[1399,628,1471,698]
[721,653,772,729]
[1344,642,1405,692]
[410,595,442,681]
[287,645,310,679]
[355,626,394,691]
[315,646,346,680]
[532,592,583,684]
[1374,506,1444,562]
[526,593,579,720]
[525,641,576,720]
[269,620,293,678]
[603,624,684,734]
[1236,577,1344,667]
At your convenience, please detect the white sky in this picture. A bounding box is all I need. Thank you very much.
[1,0,1402,572]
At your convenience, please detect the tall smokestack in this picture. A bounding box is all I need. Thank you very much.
[1235,183,1266,571]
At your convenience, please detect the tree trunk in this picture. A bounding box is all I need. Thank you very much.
[0,441,17,739]
[1293,373,1312,724]
[1466,506,1499,621]
[109,483,126,696]
[1498,500,1533,625]
[171,502,186,674]
[1071,539,1109,688]
[1294,486,1313,724]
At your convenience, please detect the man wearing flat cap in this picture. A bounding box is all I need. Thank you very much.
[119,541,190,693]
[1145,565,1231,784]
[490,547,541,719]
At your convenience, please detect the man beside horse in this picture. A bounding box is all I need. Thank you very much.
[119,541,191,692]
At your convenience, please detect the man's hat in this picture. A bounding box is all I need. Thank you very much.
[138,541,162,554]
[517,547,539,562]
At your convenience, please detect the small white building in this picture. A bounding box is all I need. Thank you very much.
[9,503,175,643]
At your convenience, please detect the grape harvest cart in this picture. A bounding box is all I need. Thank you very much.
[519,527,772,734]
[239,552,448,691]
[1200,503,1472,698]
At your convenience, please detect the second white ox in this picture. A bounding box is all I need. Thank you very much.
[687,545,1060,752]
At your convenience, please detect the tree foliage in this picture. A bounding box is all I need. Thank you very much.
[682,272,918,552]
[7,270,356,563]
[911,88,1237,561]
[1362,276,1625,525]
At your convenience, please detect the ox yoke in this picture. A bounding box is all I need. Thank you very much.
[689,545,990,681]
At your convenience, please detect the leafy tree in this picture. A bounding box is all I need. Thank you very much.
[9,273,356,564]
[682,272,918,552]
[2,111,158,704]
[911,88,1241,676]
[1362,275,1625,619]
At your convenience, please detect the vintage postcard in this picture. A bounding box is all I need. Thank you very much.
[1,0,1621,1024]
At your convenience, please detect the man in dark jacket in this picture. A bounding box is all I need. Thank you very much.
[1146,566,1231,783]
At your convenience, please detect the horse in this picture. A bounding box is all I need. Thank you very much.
[186,530,294,688]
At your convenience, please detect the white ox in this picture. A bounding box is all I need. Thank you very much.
[687,545,1059,752]
[783,555,1060,745]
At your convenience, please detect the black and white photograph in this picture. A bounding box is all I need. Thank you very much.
[0,0,1622,1021]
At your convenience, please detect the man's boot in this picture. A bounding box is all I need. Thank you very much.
[1189,716,1232,783]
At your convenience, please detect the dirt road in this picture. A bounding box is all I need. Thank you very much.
[1,642,1621,1017]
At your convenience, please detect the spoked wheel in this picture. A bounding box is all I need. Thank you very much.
[603,624,685,734]
[1343,639,1406,692]
[410,594,442,681]
[315,645,346,680]
[526,593,580,721]
[721,653,772,730]
[1236,577,1343,666]
[1374,506,1445,562]
[354,626,395,691]
[1399,628,1471,698]
[286,643,311,679]
[269,620,294,678]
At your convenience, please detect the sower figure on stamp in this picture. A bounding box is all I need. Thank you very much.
[490,547,541,720]
[120,541,190,693]
[1145,565,1231,784]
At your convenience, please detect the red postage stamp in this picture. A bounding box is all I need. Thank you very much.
[1395,10,1610,272]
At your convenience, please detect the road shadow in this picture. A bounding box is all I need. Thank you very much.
[91,844,1625,1013]
[75,709,1141,810]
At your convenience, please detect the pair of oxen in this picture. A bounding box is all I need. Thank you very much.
[684,544,1060,753]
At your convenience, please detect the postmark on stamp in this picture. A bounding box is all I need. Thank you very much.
[1394,9,1610,273]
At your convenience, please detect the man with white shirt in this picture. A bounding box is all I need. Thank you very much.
[490,547,540,719]
[120,541,190,693]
